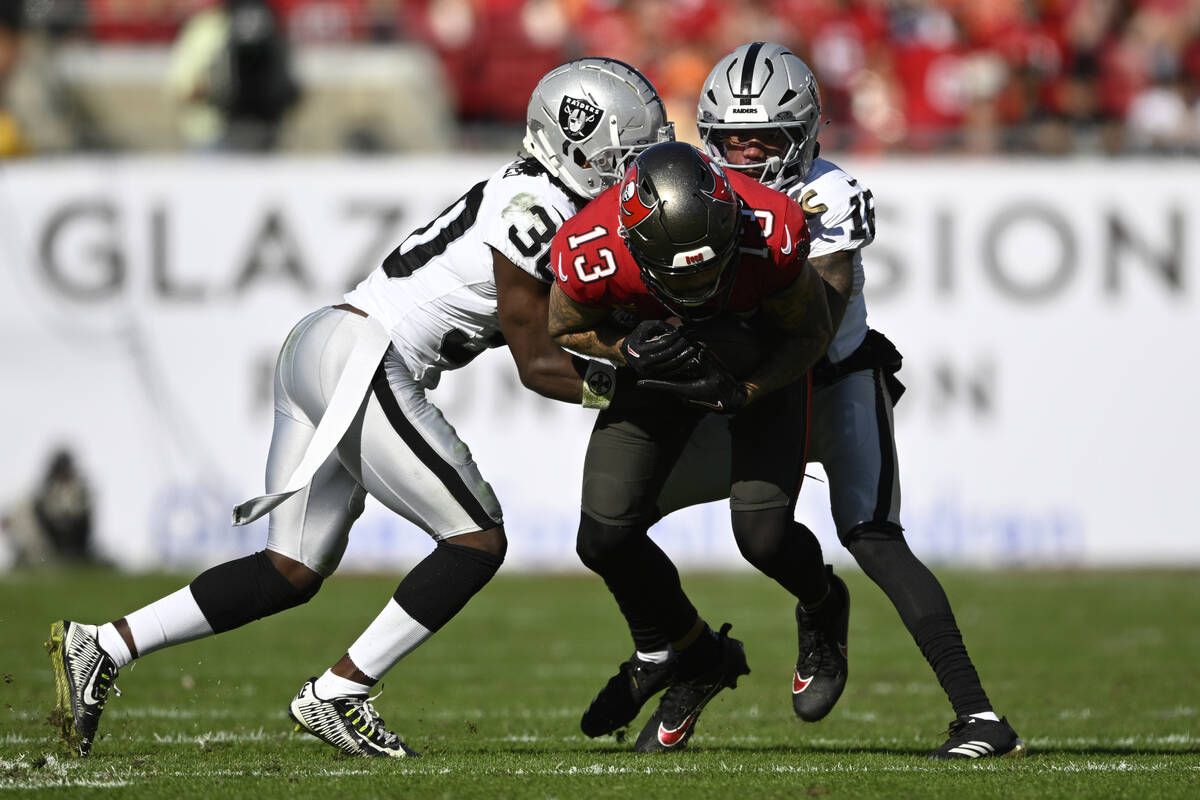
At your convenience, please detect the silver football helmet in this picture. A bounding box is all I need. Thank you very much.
[524,57,674,200]
[697,42,822,189]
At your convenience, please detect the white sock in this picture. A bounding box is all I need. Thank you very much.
[636,648,673,664]
[313,669,372,699]
[123,587,214,662]
[970,711,1000,722]
[345,599,433,681]
[96,623,133,668]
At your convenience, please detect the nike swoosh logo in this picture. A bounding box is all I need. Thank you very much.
[657,712,697,747]
[839,643,848,658]
[793,671,813,694]
[81,664,103,706]
[556,255,568,283]
[780,226,793,255]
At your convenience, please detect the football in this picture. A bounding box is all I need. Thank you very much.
[674,315,764,378]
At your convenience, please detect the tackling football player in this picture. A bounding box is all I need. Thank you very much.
[547,140,835,752]
[45,57,673,759]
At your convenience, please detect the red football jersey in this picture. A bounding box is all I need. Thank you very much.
[551,170,812,320]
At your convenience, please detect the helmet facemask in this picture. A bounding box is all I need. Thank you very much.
[702,122,814,189]
[696,42,823,190]
[631,218,741,312]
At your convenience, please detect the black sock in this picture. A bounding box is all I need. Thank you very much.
[798,565,843,621]
[912,614,992,717]
[674,624,720,679]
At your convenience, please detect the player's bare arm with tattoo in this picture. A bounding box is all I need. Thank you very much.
[743,262,833,406]
[547,282,629,362]
[809,250,854,331]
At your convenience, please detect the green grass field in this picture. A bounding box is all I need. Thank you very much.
[1,567,1197,798]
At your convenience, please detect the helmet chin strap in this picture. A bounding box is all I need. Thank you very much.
[526,126,593,199]
[606,114,621,149]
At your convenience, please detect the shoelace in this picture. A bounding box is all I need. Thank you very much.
[93,661,121,707]
[345,692,399,745]
[667,632,735,706]
[943,717,975,738]
[629,658,673,691]
[799,628,841,678]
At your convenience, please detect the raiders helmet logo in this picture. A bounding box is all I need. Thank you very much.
[558,96,603,142]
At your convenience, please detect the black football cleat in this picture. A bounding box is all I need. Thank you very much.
[634,623,749,753]
[792,567,849,722]
[581,651,675,738]
[929,715,1027,759]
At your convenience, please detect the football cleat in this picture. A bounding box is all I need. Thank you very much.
[633,623,749,753]
[929,715,1027,759]
[46,620,119,757]
[288,677,419,758]
[581,651,676,737]
[793,568,849,722]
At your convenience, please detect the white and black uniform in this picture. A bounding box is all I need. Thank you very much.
[791,158,901,539]
[251,159,578,576]
[658,158,900,539]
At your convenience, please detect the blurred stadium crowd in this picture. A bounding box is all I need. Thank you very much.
[1,0,1199,156]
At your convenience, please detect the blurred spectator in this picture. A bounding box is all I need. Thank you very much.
[0,448,98,568]
[8,0,1200,156]
[89,0,184,42]
[166,0,300,151]
[1127,67,1195,152]
[0,0,28,157]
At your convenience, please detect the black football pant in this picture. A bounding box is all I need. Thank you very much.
[575,379,824,650]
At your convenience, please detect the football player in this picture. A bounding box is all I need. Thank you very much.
[587,42,1025,760]
[45,57,673,759]
[547,140,835,752]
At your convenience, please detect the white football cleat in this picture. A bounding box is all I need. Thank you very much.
[288,677,419,758]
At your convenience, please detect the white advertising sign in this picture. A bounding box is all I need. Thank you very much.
[0,156,1195,570]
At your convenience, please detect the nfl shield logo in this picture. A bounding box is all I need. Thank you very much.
[558,96,603,142]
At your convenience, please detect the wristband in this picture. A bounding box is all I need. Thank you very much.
[582,360,618,410]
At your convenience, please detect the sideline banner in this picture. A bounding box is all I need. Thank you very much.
[0,156,1195,569]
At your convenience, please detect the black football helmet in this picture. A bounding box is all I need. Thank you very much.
[617,141,742,314]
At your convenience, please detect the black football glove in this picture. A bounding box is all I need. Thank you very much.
[637,356,748,414]
[618,320,705,380]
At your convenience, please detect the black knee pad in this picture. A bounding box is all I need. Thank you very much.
[189,550,318,633]
[576,512,644,573]
[841,520,905,548]
[843,522,911,573]
[393,540,504,632]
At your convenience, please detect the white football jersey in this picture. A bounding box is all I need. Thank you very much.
[345,159,580,388]
[782,158,876,363]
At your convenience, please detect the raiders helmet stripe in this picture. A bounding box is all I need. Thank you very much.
[739,41,766,100]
